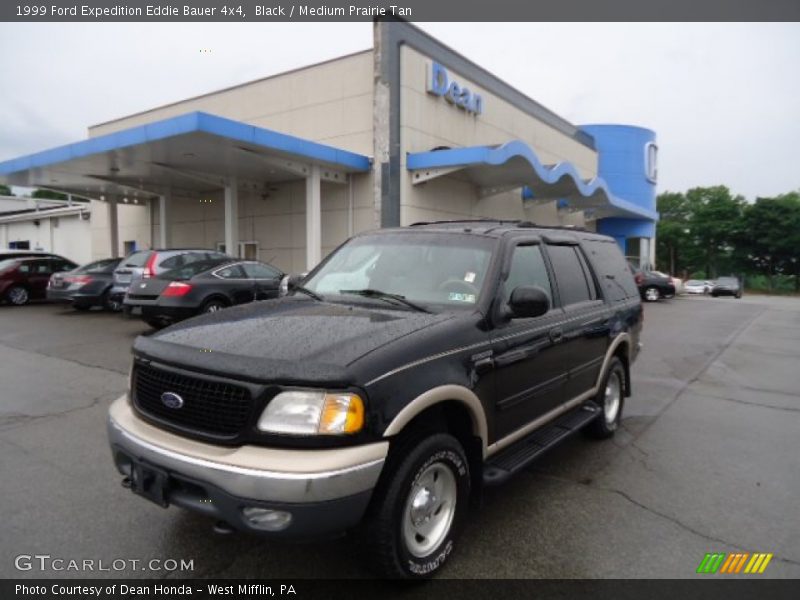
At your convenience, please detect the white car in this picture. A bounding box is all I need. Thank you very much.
[684,279,713,294]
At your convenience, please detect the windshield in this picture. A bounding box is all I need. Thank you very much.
[303,232,496,311]
[718,277,738,285]
[159,259,230,281]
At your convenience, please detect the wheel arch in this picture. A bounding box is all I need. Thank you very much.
[597,333,632,397]
[382,385,488,458]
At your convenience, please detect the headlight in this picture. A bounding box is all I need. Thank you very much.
[257,390,365,435]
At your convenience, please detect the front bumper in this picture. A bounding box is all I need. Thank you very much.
[107,396,387,537]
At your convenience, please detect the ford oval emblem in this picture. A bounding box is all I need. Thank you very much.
[161,392,184,409]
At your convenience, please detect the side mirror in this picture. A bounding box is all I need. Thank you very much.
[507,285,550,319]
[280,273,306,296]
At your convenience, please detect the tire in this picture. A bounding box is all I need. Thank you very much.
[357,432,470,579]
[643,286,660,302]
[144,318,167,330]
[102,290,122,312]
[585,357,625,440]
[200,297,227,314]
[5,285,30,306]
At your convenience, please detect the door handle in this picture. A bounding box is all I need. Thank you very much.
[549,328,564,343]
[473,357,495,374]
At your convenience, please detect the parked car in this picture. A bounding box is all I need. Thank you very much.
[0,249,61,260]
[124,258,284,328]
[108,221,643,578]
[47,258,123,311]
[651,271,683,295]
[110,248,229,310]
[0,256,78,305]
[711,276,742,298]
[684,279,713,295]
[631,265,675,302]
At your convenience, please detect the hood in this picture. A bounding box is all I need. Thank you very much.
[133,297,454,385]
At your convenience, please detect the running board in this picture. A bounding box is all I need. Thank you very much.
[483,402,601,486]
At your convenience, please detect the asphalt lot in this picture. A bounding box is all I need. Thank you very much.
[1,294,799,579]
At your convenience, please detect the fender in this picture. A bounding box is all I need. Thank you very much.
[382,384,489,457]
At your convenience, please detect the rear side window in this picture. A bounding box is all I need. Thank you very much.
[583,240,639,302]
[504,244,553,306]
[123,251,152,268]
[215,264,246,279]
[243,263,281,279]
[158,252,208,270]
[546,245,594,307]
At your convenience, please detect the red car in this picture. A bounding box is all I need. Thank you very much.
[0,255,78,305]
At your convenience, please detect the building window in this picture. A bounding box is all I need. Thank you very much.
[645,142,658,183]
[9,240,30,250]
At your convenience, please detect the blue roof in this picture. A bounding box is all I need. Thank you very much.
[0,111,371,177]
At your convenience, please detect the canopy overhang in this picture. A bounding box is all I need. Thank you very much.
[0,111,371,199]
[407,141,658,222]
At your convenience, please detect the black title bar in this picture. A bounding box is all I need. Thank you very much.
[2,0,800,22]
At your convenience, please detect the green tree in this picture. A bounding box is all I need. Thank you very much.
[655,191,691,275]
[686,186,746,279]
[0,184,12,196]
[32,189,68,200]
[736,192,800,291]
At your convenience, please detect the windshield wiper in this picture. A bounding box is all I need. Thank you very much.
[339,289,431,313]
[289,281,324,301]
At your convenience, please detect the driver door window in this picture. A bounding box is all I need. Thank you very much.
[504,244,552,307]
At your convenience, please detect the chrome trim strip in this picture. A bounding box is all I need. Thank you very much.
[366,305,614,387]
[108,417,385,503]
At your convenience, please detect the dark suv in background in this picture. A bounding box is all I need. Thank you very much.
[711,276,742,298]
[108,221,642,578]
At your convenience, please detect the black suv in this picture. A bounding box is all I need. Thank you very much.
[108,221,643,578]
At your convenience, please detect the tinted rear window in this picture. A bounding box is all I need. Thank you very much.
[122,251,152,267]
[160,259,230,281]
[582,239,639,302]
[546,245,594,306]
[76,259,118,273]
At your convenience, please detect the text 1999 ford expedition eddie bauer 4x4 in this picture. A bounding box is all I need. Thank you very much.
[108,220,643,578]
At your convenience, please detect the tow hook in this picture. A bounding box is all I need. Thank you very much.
[121,476,132,489]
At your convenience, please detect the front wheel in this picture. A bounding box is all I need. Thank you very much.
[357,433,470,579]
[6,285,30,306]
[643,286,660,302]
[585,357,625,439]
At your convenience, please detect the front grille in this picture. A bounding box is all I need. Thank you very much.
[133,364,253,438]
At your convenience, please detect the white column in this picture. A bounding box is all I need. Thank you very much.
[158,191,172,249]
[224,177,239,257]
[108,197,119,258]
[649,236,657,270]
[306,165,322,271]
[640,237,651,270]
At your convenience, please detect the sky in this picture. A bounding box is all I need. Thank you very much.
[0,22,798,200]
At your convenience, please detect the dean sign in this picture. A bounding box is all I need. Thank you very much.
[426,61,484,115]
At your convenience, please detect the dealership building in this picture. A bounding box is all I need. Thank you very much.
[0,21,658,272]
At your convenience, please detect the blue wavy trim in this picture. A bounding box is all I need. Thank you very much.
[407,140,658,221]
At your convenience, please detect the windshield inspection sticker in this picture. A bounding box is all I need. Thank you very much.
[449,292,476,303]
[464,271,476,283]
